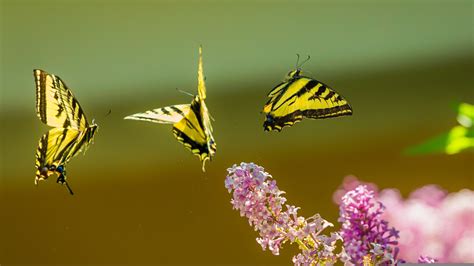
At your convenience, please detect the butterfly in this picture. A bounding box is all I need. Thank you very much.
[124,46,216,171]
[34,69,98,195]
[262,55,352,131]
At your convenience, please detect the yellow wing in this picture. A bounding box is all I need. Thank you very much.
[172,97,216,171]
[34,128,81,186]
[263,76,352,131]
[124,104,191,124]
[34,69,88,130]
[197,45,206,100]
[263,81,290,113]
[34,126,96,194]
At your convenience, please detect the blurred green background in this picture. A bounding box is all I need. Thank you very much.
[1,0,473,264]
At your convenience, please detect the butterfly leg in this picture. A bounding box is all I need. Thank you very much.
[55,165,74,195]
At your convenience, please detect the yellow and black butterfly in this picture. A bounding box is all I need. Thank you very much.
[124,46,216,171]
[34,69,97,195]
[263,55,352,131]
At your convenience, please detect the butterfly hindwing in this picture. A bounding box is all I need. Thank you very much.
[34,69,88,130]
[263,73,352,131]
[35,128,80,173]
[35,127,83,195]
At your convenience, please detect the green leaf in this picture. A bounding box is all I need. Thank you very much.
[406,102,474,155]
[457,103,474,128]
[406,126,474,155]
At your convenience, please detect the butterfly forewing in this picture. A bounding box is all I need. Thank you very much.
[34,69,88,130]
[197,46,214,143]
[263,82,289,113]
[197,46,206,100]
[124,104,191,124]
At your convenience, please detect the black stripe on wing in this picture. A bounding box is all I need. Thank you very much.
[170,106,186,117]
[189,97,205,131]
[171,97,215,162]
[271,79,319,111]
[35,131,49,181]
[36,70,48,123]
[34,69,88,130]
[55,77,87,129]
[172,128,211,160]
[54,129,78,164]
[264,104,352,132]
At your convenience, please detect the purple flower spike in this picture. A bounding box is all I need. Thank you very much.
[226,162,347,265]
[339,185,400,265]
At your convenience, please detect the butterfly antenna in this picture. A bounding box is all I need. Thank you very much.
[104,109,112,117]
[298,55,311,69]
[91,109,112,126]
[295,53,301,69]
[175,88,194,97]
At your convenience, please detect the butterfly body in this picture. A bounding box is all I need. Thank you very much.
[172,95,216,164]
[263,69,352,131]
[124,46,216,171]
[34,69,97,194]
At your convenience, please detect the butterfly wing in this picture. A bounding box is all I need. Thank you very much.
[263,81,290,113]
[34,69,88,130]
[263,76,352,131]
[172,97,216,171]
[197,45,206,100]
[35,127,82,183]
[197,46,214,133]
[124,104,191,124]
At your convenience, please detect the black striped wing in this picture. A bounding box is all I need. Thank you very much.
[124,104,191,124]
[35,128,82,183]
[173,45,216,171]
[263,76,352,131]
[35,126,96,194]
[266,81,288,104]
[34,69,88,130]
[173,97,216,171]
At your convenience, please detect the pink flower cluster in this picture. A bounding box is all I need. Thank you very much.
[225,165,471,264]
[379,185,474,263]
[225,162,347,265]
[338,185,400,265]
[334,176,474,263]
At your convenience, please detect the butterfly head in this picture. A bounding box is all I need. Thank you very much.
[286,69,302,80]
[286,54,310,80]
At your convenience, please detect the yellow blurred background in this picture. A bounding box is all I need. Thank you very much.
[1,0,472,264]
